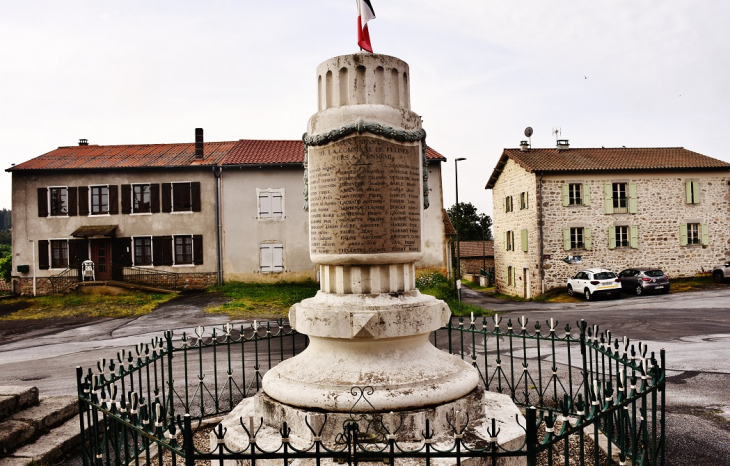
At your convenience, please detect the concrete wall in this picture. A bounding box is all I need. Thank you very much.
[491,158,730,297]
[11,169,218,292]
[220,163,448,283]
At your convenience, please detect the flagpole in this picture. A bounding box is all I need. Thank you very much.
[356,0,363,51]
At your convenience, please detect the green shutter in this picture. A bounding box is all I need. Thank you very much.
[604,184,613,214]
[502,196,506,212]
[628,183,637,214]
[685,181,693,204]
[701,223,709,245]
[525,192,529,209]
[608,226,616,249]
[679,224,688,246]
[583,183,591,206]
[506,266,510,285]
[521,229,528,252]
[561,184,569,206]
[584,227,592,250]
[512,267,517,287]
[692,181,700,204]
[504,231,508,251]
[630,225,638,248]
[563,228,571,250]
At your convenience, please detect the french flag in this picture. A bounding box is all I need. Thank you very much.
[357,0,375,53]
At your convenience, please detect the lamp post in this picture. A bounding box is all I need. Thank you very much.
[454,157,466,302]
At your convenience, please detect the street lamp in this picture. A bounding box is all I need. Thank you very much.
[454,157,466,302]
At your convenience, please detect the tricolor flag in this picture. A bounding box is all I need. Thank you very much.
[357,0,375,53]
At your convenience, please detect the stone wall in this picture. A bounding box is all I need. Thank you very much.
[459,258,495,275]
[491,159,541,298]
[540,171,730,291]
[16,272,217,296]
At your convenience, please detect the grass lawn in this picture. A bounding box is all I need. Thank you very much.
[0,291,176,320]
[205,281,320,319]
[417,271,494,317]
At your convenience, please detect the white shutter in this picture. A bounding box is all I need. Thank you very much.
[273,244,284,272]
[259,192,272,217]
[272,193,283,217]
[260,244,273,272]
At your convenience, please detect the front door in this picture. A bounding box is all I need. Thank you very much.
[90,239,112,280]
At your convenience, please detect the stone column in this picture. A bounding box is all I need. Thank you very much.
[261,53,479,412]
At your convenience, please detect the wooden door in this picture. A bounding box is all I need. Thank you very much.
[91,239,112,280]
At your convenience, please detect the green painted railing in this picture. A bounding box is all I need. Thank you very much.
[77,316,665,466]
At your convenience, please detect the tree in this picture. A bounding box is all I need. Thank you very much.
[447,202,493,241]
[0,254,10,284]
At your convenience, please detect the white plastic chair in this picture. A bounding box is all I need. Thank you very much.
[82,260,95,281]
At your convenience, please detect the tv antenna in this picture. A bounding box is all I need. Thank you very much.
[552,127,562,142]
[524,127,533,146]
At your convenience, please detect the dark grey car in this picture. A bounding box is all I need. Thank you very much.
[617,268,670,295]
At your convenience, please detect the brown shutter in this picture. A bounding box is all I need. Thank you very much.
[38,240,49,270]
[108,185,119,215]
[193,235,203,265]
[161,183,172,213]
[152,236,164,266]
[191,182,201,212]
[121,185,131,214]
[67,187,78,216]
[151,184,160,213]
[113,237,132,267]
[78,187,89,216]
[162,236,173,265]
[68,240,78,269]
[37,188,48,217]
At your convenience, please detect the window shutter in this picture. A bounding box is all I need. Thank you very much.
[584,227,592,250]
[113,237,132,267]
[161,183,172,213]
[191,182,201,212]
[260,193,272,217]
[561,184,569,206]
[630,225,638,248]
[78,187,89,216]
[67,187,77,216]
[68,240,78,269]
[273,244,284,272]
[512,267,517,287]
[38,240,49,270]
[504,231,508,251]
[685,181,693,204]
[108,185,119,215]
[502,196,507,212]
[151,184,160,213]
[505,267,509,285]
[272,192,283,216]
[563,228,571,250]
[603,184,613,214]
[692,181,700,204]
[152,236,164,266]
[37,188,48,217]
[524,192,529,209]
[679,224,688,246]
[701,223,709,245]
[261,244,273,272]
[162,236,173,266]
[583,184,590,206]
[608,227,616,249]
[121,185,131,214]
[193,235,204,265]
[521,229,528,252]
[628,183,637,214]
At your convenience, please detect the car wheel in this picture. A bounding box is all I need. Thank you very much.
[567,285,574,297]
[584,289,591,300]
[714,271,724,284]
[635,285,643,296]
[662,287,670,294]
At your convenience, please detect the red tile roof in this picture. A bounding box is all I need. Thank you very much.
[458,241,494,257]
[486,147,730,189]
[9,139,446,171]
[443,209,456,236]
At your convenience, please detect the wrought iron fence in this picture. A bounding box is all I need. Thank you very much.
[111,265,182,291]
[50,266,79,294]
[77,315,665,466]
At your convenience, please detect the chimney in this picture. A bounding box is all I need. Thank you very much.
[195,128,204,159]
[520,140,530,152]
[557,139,569,151]
[79,139,88,146]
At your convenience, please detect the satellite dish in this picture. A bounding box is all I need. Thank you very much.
[524,127,533,137]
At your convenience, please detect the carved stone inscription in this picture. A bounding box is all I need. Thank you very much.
[308,136,421,255]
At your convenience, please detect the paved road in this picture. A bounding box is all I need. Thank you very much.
[2,287,730,464]
[460,286,730,465]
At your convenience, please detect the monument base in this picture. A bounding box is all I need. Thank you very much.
[213,389,526,466]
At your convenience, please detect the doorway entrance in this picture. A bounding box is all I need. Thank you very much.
[90,239,112,280]
[523,268,530,299]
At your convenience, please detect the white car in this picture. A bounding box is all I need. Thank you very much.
[713,262,730,284]
[567,268,621,300]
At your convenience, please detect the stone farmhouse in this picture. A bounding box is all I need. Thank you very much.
[486,140,730,298]
[456,240,494,276]
[7,132,449,295]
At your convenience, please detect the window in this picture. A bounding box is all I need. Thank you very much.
[133,184,151,213]
[90,186,109,215]
[50,187,68,216]
[504,196,513,213]
[506,266,515,286]
[685,181,700,204]
[261,243,284,273]
[258,189,284,219]
[174,235,193,265]
[608,225,637,249]
[520,192,528,210]
[563,227,592,250]
[568,184,582,205]
[604,182,636,214]
[615,226,629,248]
[50,240,68,268]
[504,230,515,251]
[173,183,192,212]
[562,183,591,206]
[134,237,153,266]
[680,223,708,246]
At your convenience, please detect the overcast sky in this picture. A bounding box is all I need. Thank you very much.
[2,1,729,219]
